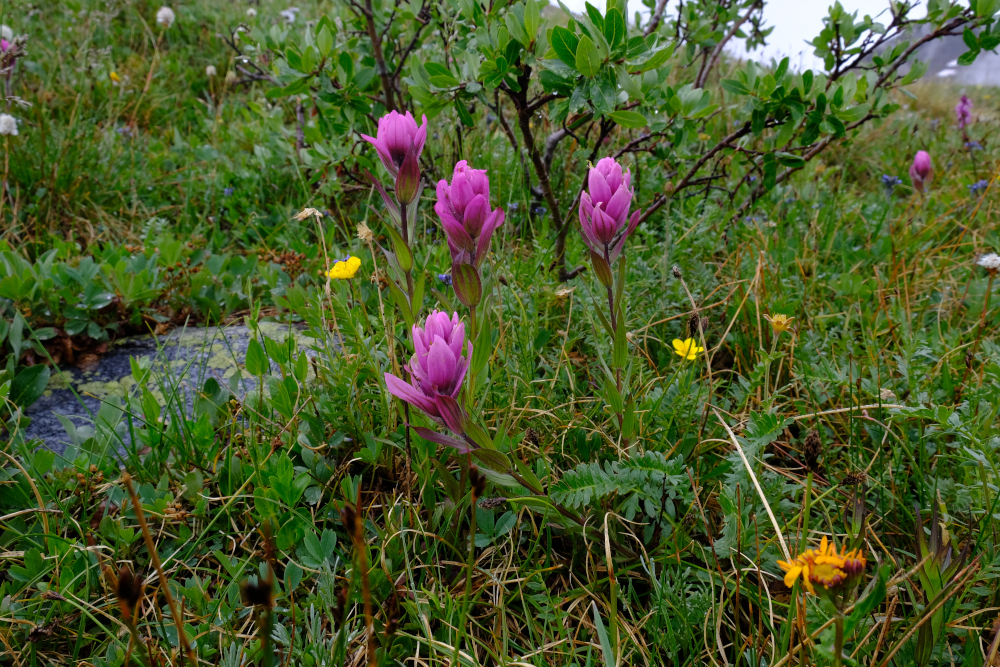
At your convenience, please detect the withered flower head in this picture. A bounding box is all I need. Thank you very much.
[240,576,274,607]
[383,587,400,639]
[688,313,710,338]
[803,429,822,471]
[357,222,374,244]
[479,497,507,510]
[332,587,348,629]
[115,566,145,614]
[842,470,868,487]
[341,504,358,538]
[469,466,486,501]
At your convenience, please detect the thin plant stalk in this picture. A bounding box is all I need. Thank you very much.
[956,271,995,401]
[452,471,483,667]
[122,473,198,667]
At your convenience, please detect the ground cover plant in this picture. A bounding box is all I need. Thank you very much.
[2,0,1000,665]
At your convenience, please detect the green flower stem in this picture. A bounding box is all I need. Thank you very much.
[763,333,779,406]
[452,492,478,667]
[604,267,630,450]
[833,608,845,667]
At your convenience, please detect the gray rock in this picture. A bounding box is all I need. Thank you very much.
[906,25,1000,87]
[22,323,320,455]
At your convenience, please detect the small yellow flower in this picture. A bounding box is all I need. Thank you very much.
[672,338,704,360]
[778,536,867,596]
[327,256,361,280]
[698,132,710,141]
[764,313,795,335]
[110,71,121,83]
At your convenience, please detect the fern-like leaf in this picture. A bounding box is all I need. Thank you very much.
[549,461,618,509]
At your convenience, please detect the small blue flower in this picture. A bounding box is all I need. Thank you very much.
[965,141,983,151]
[223,187,234,196]
[437,273,453,286]
[880,175,903,193]
[747,175,757,183]
[507,202,519,210]
[533,206,547,215]
[968,179,989,194]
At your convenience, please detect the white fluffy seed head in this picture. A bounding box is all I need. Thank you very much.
[205,65,217,76]
[247,8,257,17]
[1,25,13,41]
[0,114,18,136]
[156,6,176,28]
[977,252,1000,271]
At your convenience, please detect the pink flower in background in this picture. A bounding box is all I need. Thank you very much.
[909,151,933,194]
[579,157,641,264]
[0,39,9,52]
[360,110,428,179]
[385,311,471,425]
[955,95,973,129]
[434,160,504,268]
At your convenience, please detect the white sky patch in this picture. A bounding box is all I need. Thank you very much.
[557,0,931,72]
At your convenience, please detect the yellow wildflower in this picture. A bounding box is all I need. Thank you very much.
[778,536,867,595]
[764,313,795,335]
[698,132,710,141]
[110,71,121,83]
[672,338,704,360]
[328,256,361,280]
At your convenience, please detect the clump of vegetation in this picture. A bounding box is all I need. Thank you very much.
[2,0,1000,665]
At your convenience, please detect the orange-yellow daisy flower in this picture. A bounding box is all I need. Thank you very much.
[764,313,795,334]
[778,536,867,595]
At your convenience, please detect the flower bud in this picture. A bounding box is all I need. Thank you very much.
[909,151,933,194]
[451,262,483,308]
[394,144,421,206]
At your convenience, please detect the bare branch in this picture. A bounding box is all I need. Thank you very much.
[644,0,670,36]
[362,0,396,111]
[695,1,761,89]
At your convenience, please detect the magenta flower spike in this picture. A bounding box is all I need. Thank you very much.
[384,311,471,432]
[360,110,428,179]
[909,151,933,194]
[434,160,505,269]
[0,39,9,52]
[955,95,973,129]
[579,157,642,266]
